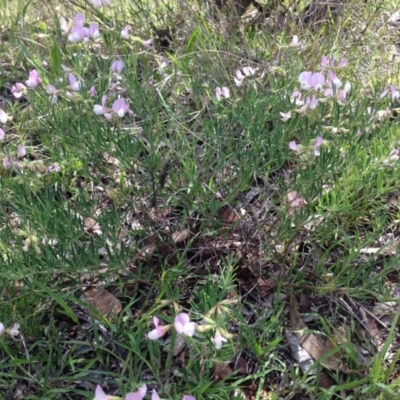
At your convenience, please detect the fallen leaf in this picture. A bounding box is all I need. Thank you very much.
[289,293,348,372]
[213,362,232,381]
[318,371,334,389]
[172,229,190,243]
[285,329,315,374]
[287,190,307,213]
[234,356,249,375]
[81,289,122,320]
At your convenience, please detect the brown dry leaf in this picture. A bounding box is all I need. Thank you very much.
[299,293,311,312]
[81,289,122,320]
[213,362,232,381]
[246,263,284,297]
[285,329,315,374]
[84,217,100,232]
[172,229,190,243]
[289,293,348,372]
[234,356,249,375]
[360,240,400,255]
[318,371,334,389]
[138,244,156,258]
[287,190,307,213]
[149,207,173,223]
[103,152,119,166]
[219,205,239,227]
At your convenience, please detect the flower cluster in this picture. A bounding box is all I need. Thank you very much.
[283,53,351,154]
[289,136,323,156]
[147,312,196,340]
[282,54,350,121]
[215,86,230,101]
[148,307,234,351]
[94,384,195,400]
[11,69,41,100]
[234,66,255,87]
[93,95,133,119]
[66,13,100,43]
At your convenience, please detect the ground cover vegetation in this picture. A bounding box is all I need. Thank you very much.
[2,0,400,398]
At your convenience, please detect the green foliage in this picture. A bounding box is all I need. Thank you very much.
[1,0,400,399]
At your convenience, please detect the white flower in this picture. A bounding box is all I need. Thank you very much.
[0,109,8,124]
[7,323,20,337]
[212,329,227,350]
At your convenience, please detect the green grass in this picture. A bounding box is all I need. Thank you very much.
[1,0,400,399]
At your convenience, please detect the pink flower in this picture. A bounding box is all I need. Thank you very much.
[215,86,230,101]
[212,329,228,350]
[289,35,301,47]
[25,70,41,88]
[17,145,26,158]
[290,90,303,106]
[155,390,196,400]
[0,323,4,337]
[289,141,300,153]
[67,73,81,91]
[235,69,244,80]
[152,390,160,400]
[334,82,350,103]
[89,86,97,97]
[112,98,132,118]
[111,60,124,74]
[327,70,341,89]
[125,384,147,400]
[299,97,317,113]
[121,25,131,40]
[3,156,14,169]
[234,69,245,87]
[74,13,85,28]
[298,71,313,90]
[298,71,325,91]
[142,38,153,46]
[336,89,347,103]
[87,22,100,40]
[309,95,318,110]
[313,136,323,156]
[174,313,196,336]
[147,316,170,340]
[310,72,325,91]
[0,129,5,141]
[68,26,85,43]
[280,111,291,121]
[11,83,26,98]
[60,17,69,35]
[7,323,20,337]
[93,95,110,115]
[46,163,61,173]
[48,84,58,104]
[380,87,389,99]
[242,66,255,77]
[0,109,9,124]
[338,58,348,68]
[390,85,400,101]
[93,386,108,400]
[321,55,329,68]
[91,0,110,8]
